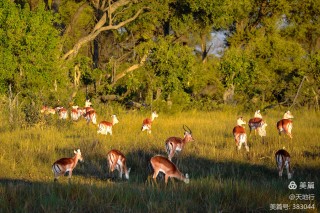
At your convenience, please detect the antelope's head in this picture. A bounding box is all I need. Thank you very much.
[254,110,262,119]
[74,149,84,162]
[111,114,119,125]
[125,168,131,180]
[183,125,194,142]
[152,111,159,120]
[85,99,92,107]
[283,111,294,119]
[236,117,246,126]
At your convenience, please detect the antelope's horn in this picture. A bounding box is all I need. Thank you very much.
[183,125,192,134]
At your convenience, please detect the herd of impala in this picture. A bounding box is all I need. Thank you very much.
[46,101,294,184]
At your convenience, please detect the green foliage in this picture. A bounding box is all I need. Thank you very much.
[220,10,310,109]
[59,0,94,52]
[142,38,197,110]
[1,0,320,112]
[0,0,66,96]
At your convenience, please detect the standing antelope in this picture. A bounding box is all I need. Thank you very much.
[275,149,293,179]
[141,111,158,134]
[97,115,119,135]
[85,110,97,125]
[165,125,194,161]
[277,111,294,139]
[55,107,68,120]
[70,106,80,121]
[107,149,131,180]
[248,110,268,137]
[150,155,189,185]
[77,107,86,117]
[52,149,83,182]
[233,117,249,152]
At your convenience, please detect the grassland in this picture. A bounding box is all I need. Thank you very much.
[0,108,319,212]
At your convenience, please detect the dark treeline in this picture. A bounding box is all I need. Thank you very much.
[0,0,319,118]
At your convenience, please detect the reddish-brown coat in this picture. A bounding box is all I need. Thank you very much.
[150,155,189,184]
[107,149,130,179]
[277,119,293,138]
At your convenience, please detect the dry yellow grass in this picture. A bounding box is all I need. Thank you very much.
[0,108,318,212]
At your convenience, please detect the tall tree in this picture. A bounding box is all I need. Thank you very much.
[61,0,147,61]
[0,0,66,96]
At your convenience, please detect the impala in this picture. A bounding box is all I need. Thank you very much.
[141,111,158,134]
[275,149,293,179]
[248,110,267,137]
[55,107,68,119]
[150,155,189,184]
[70,106,79,121]
[52,149,83,182]
[165,125,194,161]
[233,117,249,152]
[77,107,86,117]
[107,149,131,180]
[277,111,294,139]
[85,110,97,125]
[40,106,56,115]
[97,115,119,135]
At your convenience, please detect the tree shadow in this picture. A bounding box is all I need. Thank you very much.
[48,147,320,189]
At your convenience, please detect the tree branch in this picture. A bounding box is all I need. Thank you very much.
[110,53,147,86]
[103,0,131,13]
[62,7,146,60]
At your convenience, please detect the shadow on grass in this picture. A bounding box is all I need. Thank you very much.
[1,149,319,213]
[70,148,320,187]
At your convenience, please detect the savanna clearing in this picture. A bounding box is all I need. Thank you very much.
[0,109,319,212]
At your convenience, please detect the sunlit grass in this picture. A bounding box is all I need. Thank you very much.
[0,109,319,212]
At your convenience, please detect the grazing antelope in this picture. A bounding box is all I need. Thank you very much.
[40,106,56,115]
[84,110,97,125]
[275,149,293,179]
[248,110,268,137]
[55,107,68,119]
[70,106,79,121]
[107,149,131,180]
[52,149,83,182]
[97,115,119,135]
[233,117,249,152]
[165,125,194,161]
[277,111,294,139]
[150,155,189,185]
[141,111,158,134]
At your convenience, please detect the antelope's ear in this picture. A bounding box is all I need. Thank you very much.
[185,173,189,179]
[74,150,77,154]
